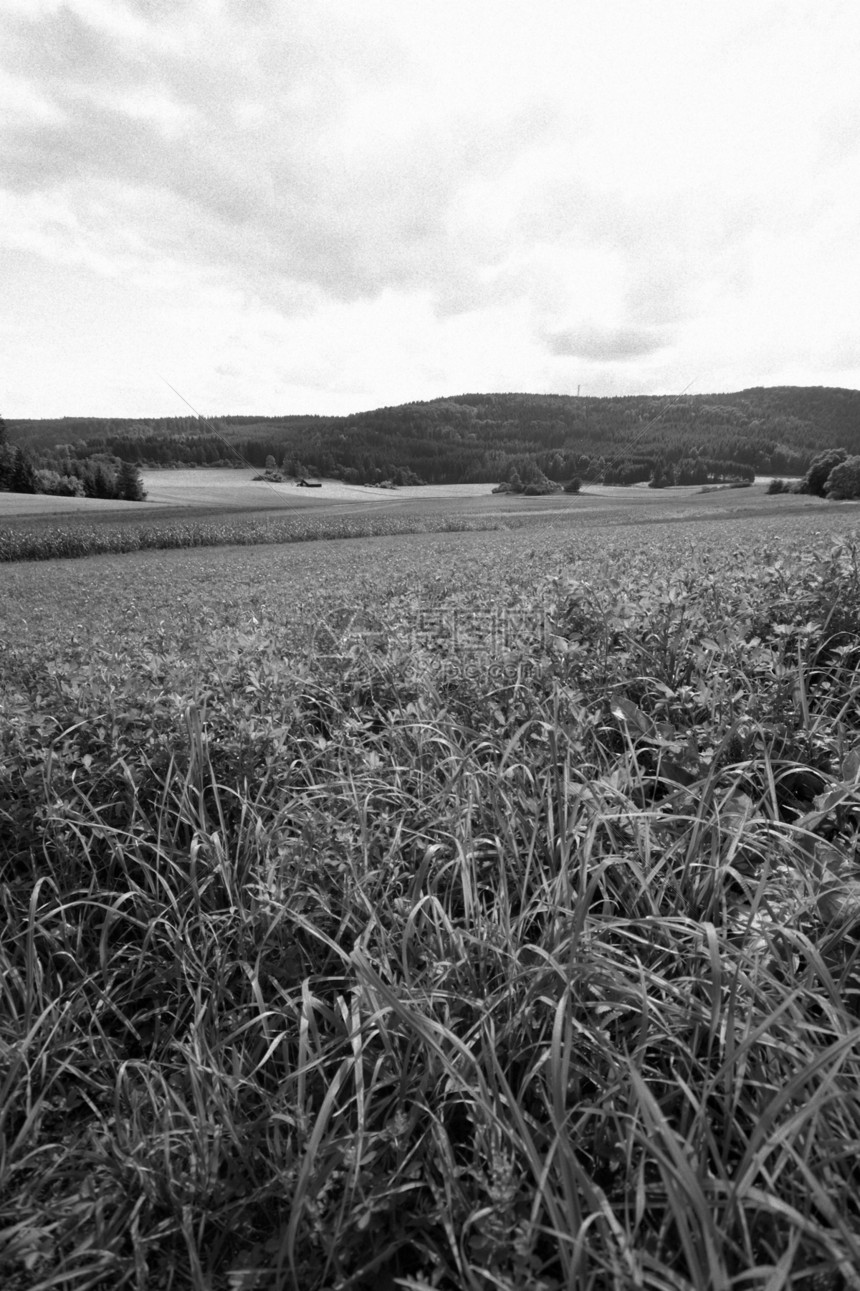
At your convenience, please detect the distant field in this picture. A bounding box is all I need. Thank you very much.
[140,469,496,508]
[0,474,505,520]
[0,471,350,518]
[0,491,153,517]
[0,470,843,564]
[0,470,820,523]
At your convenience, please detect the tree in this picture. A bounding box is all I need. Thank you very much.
[675,456,708,486]
[824,456,860,500]
[516,457,561,494]
[0,415,27,491]
[117,459,146,501]
[649,459,672,489]
[84,462,113,499]
[11,447,37,494]
[800,448,848,497]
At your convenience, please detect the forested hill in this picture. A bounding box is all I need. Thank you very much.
[8,385,860,487]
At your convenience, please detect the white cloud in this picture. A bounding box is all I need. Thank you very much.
[1,0,860,417]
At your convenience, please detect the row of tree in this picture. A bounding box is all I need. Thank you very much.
[6,387,860,492]
[0,416,146,501]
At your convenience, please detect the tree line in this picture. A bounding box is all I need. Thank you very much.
[775,447,860,500]
[0,415,146,501]
[5,386,860,494]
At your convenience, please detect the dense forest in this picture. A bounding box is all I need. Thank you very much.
[0,413,146,501]
[5,386,860,491]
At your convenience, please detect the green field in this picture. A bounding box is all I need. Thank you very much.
[3,492,860,1290]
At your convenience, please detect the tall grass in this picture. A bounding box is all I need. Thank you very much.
[3,527,860,1288]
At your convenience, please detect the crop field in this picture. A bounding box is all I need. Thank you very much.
[138,470,496,509]
[3,498,860,1289]
[0,474,837,564]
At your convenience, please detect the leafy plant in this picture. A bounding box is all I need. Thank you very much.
[4,511,860,1288]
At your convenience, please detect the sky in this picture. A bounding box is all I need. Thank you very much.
[2,0,859,420]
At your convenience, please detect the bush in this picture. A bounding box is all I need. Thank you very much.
[767,478,787,494]
[564,477,582,493]
[34,469,86,497]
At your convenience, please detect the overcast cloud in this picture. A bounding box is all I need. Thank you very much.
[2,0,859,417]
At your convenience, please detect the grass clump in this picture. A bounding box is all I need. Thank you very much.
[3,521,860,1289]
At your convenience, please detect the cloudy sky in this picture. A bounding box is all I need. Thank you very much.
[2,0,859,419]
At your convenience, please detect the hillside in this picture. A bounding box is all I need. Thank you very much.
[7,385,860,487]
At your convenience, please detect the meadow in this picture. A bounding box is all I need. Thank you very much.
[3,493,860,1290]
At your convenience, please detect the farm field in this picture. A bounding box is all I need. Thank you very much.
[0,470,840,564]
[139,470,497,509]
[0,469,825,525]
[0,491,155,518]
[0,473,505,522]
[3,498,860,1289]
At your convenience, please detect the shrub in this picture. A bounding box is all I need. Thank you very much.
[34,469,87,497]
